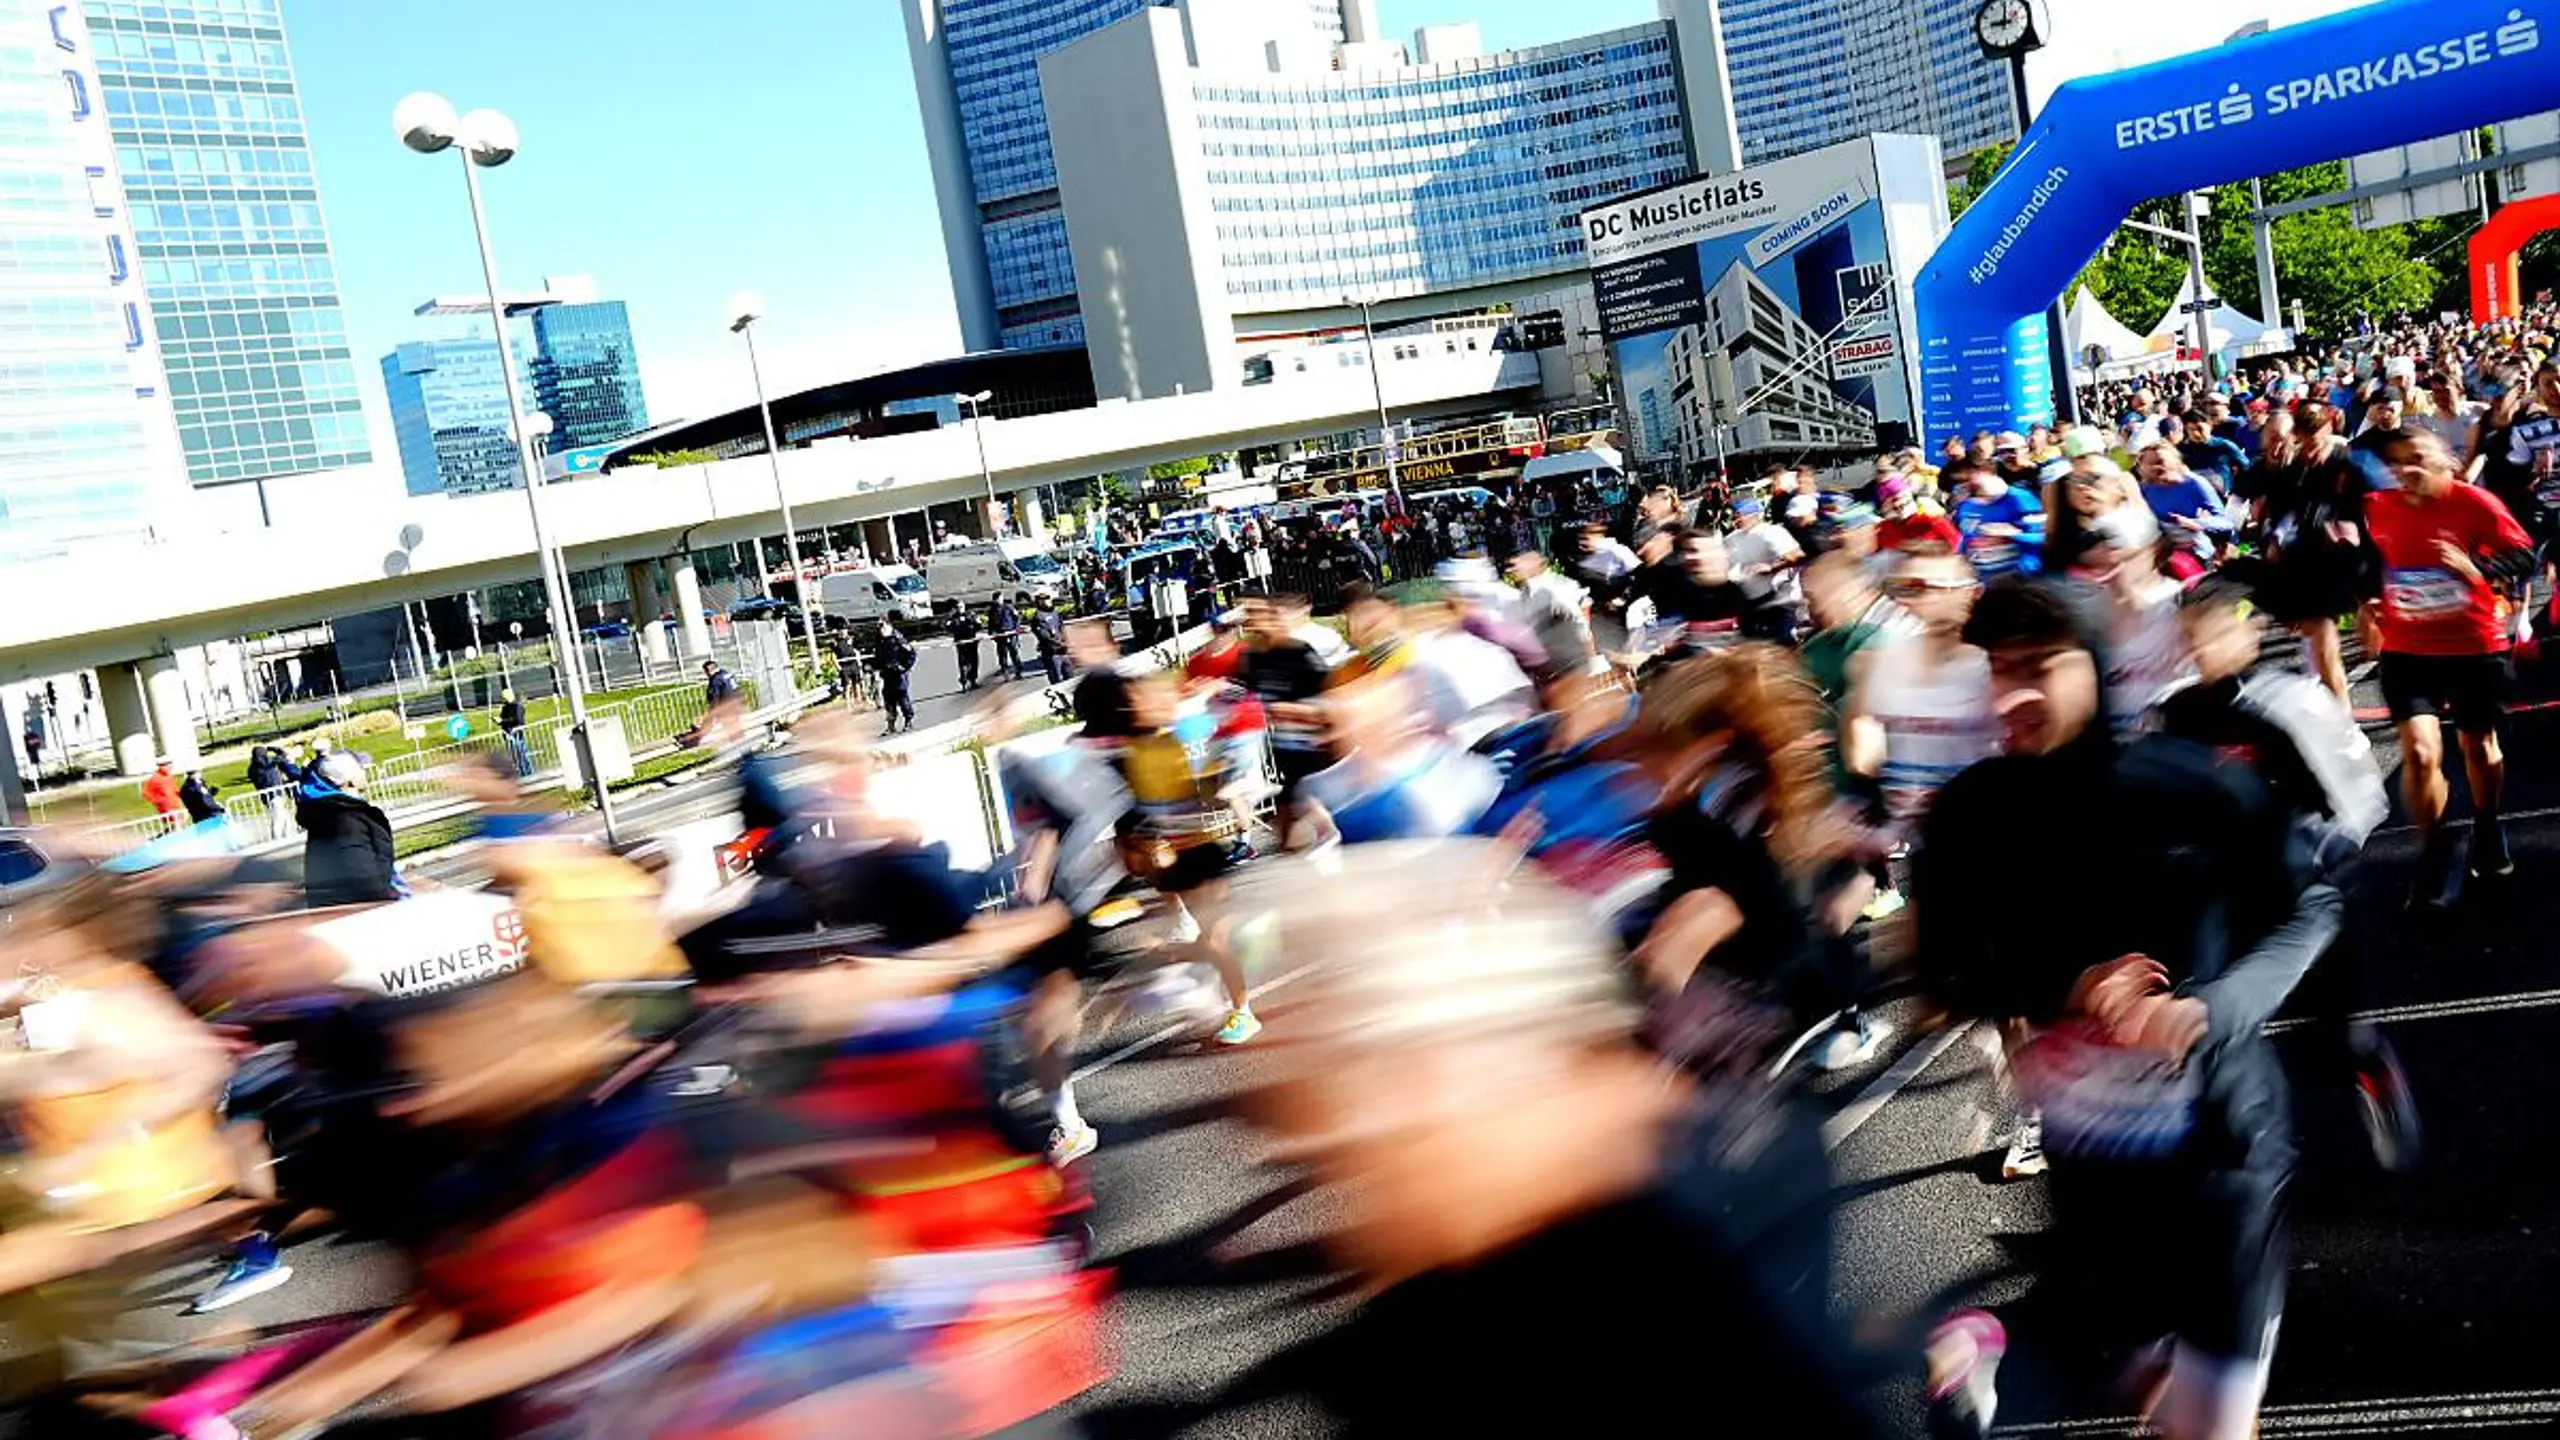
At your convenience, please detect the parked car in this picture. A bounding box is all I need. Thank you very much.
[0,829,65,918]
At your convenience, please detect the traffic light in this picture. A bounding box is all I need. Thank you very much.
[43,681,56,713]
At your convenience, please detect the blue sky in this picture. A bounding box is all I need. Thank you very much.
[287,0,1659,442]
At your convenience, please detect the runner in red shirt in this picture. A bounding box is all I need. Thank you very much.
[2361,426,2539,905]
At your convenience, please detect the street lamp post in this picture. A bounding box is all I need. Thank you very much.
[395,91,616,844]
[958,389,1001,536]
[1346,295,1402,512]
[519,411,592,700]
[727,292,828,683]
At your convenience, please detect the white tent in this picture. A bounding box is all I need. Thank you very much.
[2065,286,2148,367]
[2137,273,2289,363]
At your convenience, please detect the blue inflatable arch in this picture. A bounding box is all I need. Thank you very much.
[1915,0,2560,443]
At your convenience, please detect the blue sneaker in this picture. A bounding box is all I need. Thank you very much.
[1214,1008,1262,1046]
[187,1234,292,1315]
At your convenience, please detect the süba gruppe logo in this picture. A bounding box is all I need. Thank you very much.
[2112,10,2541,151]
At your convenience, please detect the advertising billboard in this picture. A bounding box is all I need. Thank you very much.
[1582,135,1949,478]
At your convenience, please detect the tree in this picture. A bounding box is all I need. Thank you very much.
[1947,142,2012,221]
[1146,455,1215,483]
[1947,144,2482,340]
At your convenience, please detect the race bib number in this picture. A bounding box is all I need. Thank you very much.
[1967,533,2017,572]
[2384,566,2471,623]
[2011,1021,2201,1163]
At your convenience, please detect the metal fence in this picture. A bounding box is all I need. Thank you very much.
[76,678,770,860]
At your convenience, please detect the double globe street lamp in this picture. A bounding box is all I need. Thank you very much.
[393,91,617,843]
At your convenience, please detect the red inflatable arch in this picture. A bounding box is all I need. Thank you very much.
[2471,193,2560,324]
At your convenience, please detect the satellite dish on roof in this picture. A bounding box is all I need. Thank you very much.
[399,524,425,551]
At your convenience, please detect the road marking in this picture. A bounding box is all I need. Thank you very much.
[2265,984,2560,1034]
[1068,962,1318,1083]
[2373,801,2560,839]
[1992,1385,2560,1435]
[1821,1022,1978,1152]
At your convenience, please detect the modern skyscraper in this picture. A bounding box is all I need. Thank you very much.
[1041,7,1719,401]
[527,299,647,452]
[0,0,186,558]
[81,0,370,487]
[906,0,1355,354]
[382,279,647,497]
[1701,0,2016,166]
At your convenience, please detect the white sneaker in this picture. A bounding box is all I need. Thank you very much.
[1810,1014,1893,1072]
[1166,902,1202,946]
[1048,1123,1099,1167]
[2000,1118,2048,1180]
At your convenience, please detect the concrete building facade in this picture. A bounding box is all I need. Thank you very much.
[1037,1,1742,406]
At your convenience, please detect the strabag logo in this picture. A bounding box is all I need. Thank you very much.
[2113,10,2541,150]
[1967,166,2072,286]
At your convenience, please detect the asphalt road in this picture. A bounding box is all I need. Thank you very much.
[41,630,2560,1439]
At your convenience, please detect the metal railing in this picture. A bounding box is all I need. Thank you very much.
[74,678,786,861]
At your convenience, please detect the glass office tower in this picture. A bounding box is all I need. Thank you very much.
[1715,0,2015,165]
[0,0,183,558]
[908,0,1352,353]
[384,289,648,497]
[530,299,647,452]
[81,0,370,486]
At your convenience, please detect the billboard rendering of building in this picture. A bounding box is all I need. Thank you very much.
[1581,134,1948,478]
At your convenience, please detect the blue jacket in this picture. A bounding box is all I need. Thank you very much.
[2142,476,2235,558]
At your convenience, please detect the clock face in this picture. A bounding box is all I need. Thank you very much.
[1976,0,2032,50]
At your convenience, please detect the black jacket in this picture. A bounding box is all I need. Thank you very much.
[246,746,292,791]
[1915,733,2337,1179]
[1032,608,1066,654]
[870,629,916,678]
[298,787,399,907]
[178,775,223,823]
[498,699,526,734]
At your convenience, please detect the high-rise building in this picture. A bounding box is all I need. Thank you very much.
[82,0,370,487]
[527,299,647,452]
[1704,0,2015,166]
[1040,5,1729,402]
[382,278,648,497]
[906,0,1360,354]
[0,0,185,558]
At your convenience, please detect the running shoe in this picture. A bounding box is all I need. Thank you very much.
[1999,1116,2048,1180]
[1810,1012,1894,1072]
[1048,1123,1099,1167]
[2408,836,2462,912]
[2355,1041,2424,1174]
[1860,887,1906,923]
[187,1235,292,1315]
[1214,1009,1263,1046]
[1923,1309,2007,1440]
[2471,819,2515,880]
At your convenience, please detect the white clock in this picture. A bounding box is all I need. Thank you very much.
[1974,0,2039,55]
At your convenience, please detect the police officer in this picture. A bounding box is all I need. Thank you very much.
[950,604,983,689]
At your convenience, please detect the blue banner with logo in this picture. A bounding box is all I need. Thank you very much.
[1915,0,2560,443]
